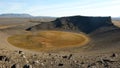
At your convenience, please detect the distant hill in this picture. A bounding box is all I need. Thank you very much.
[26,16,118,34]
[0,13,56,22]
[29,16,56,22]
[0,13,33,18]
[112,17,120,21]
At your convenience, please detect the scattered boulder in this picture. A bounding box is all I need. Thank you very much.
[102,58,116,63]
[18,51,23,54]
[62,55,67,59]
[96,60,103,64]
[110,53,118,58]
[26,28,32,31]
[97,58,116,67]
[32,60,39,64]
[0,56,6,61]
[41,63,45,66]
[68,54,73,60]
[11,63,19,68]
[23,64,32,68]
[87,63,96,68]
[58,63,64,66]
[18,50,25,57]
[74,60,79,63]
[81,61,85,64]
[0,56,10,62]
[48,53,51,56]
[21,54,26,58]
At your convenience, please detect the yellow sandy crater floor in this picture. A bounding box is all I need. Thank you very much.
[8,30,90,51]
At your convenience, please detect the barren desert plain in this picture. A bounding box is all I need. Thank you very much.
[0,16,120,68]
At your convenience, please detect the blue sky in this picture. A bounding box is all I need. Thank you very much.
[0,0,120,17]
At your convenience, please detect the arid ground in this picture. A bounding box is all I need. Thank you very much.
[0,17,120,68]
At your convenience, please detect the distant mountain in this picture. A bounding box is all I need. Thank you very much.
[0,13,56,22]
[0,13,33,18]
[112,17,120,21]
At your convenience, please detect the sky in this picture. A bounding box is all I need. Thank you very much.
[0,0,120,17]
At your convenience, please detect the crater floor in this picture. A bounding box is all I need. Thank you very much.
[8,30,90,51]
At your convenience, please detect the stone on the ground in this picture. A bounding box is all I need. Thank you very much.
[58,63,64,66]
[23,64,32,68]
[0,55,9,62]
[11,63,19,68]
[68,54,72,60]
[111,53,118,58]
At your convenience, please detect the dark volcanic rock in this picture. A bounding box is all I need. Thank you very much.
[110,53,118,58]
[58,63,64,66]
[26,16,116,33]
[11,63,19,68]
[23,64,32,68]
[0,55,10,61]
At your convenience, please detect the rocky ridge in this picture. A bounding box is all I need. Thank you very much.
[26,16,117,34]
